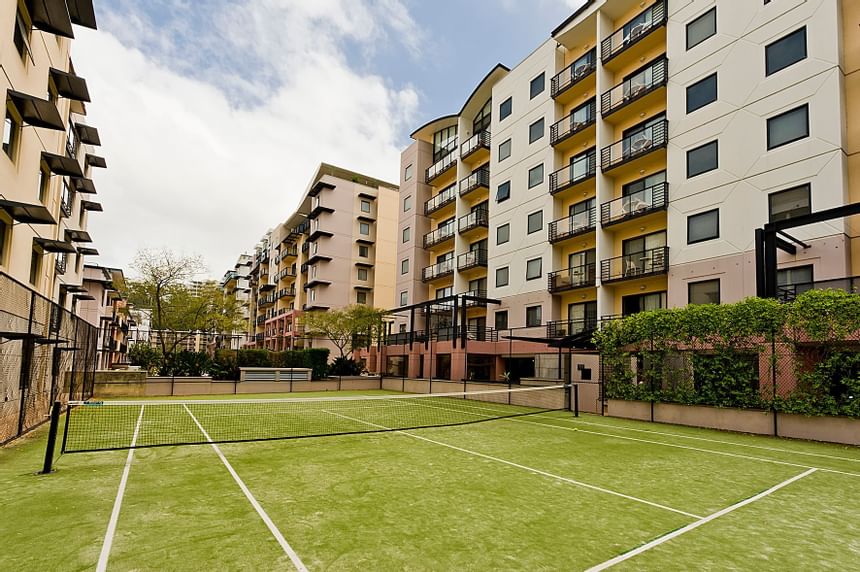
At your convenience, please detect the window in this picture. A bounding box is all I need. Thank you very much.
[400,291,408,306]
[13,6,31,61]
[496,181,510,202]
[3,109,20,160]
[499,138,511,161]
[403,195,412,212]
[526,305,542,327]
[0,217,8,266]
[769,184,811,222]
[473,98,491,133]
[359,222,370,235]
[767,105,808,150]
[527,210,543,234]
[404,164,413,181]
[358,244,369,257]
[38,168,51,203]
[687,140,718,178]
[402,227,410,243]
[309,288,316,302]
[29,247,41,286]
[766,27,807,76]
[401,259,409,275]
[686,7,716,50]
[500,97,512,120]
[358,268,368,281]
[495,311,508,331]
[360,200,371,213]
[496,266,509,287]
[687,209,719,243]
[778,265,813,294]
[528,164,544,188]
[497,223,510,245]
[526,258,542,280]
[686,73,717,113]
[529,118,544,144]
[432,125,458,162]
[530,73,545,99]
[356,291,367,304]
[689,279,720,304]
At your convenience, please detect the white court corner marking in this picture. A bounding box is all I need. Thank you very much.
[97,404,145,572]
[182,404,309,572]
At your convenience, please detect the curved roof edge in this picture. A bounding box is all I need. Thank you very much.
[457,63,511,117]
[409,113,458,140]
[551,0,596,37]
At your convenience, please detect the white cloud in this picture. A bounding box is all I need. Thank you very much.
[74,1,419,279]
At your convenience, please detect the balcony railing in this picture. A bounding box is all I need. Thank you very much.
[600,120,668,172]
[600,0,667,63]
[424,184,457,216]
[423,225,455,249]
[422,258,455,282]
[551,49,596,99]
[384,326,499,345]
[549,149,597,194]
[548,208,596,243]
[301,242,310,254]
[459,167,490,197]
[463,289,488,307]
[600,246,669,283]
[458,208,489,233]
[457,249,488,271]
[548,263,596,293]
[277,287,296,300]
[550,100,596,146]
[601,182,668,227]
[601,57,667,117]
[276,267,298,281]
[60,193,73,218]
[276,247,298,263]
[546,318,597,338]
[460,131,490,160]
[777,276,860,302]
[55,255,67,275]
[426,140,459,183]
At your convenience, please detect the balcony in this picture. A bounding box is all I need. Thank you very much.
[460,131,490,161]
[459,167,490,198]
[60,193,73,218]
[548,263,596,293]
[600,246,669,284]
[600,120,667,173]
[276,267,297,281]
[601,57,667,118]
[55,255,67,276]
[423,225,455,249]
[458,208,489,234]
[551,49,596,101]
[425,141,458,184]
[549,149,597,195]
[464,289,488,308]
[601,182,668,228]
[276,247,298,263]
[776,276,860,302]
[457,249,488,272]
[548,208,596,244]
[422,259,455,282]
[546,318,597,338]
[424,184,457,216]
[600,0,667,65]
[277,287,296,300]
[550,101,596,148]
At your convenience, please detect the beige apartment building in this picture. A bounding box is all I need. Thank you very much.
[220,253,253,348]
[78,264,131,369]
[238,163,399,357]
[1,0,105,312]
[387,0,859,382]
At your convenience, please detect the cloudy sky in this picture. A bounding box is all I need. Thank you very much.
[75,0,585,279]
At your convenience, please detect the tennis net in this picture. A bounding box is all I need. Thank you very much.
[61,385,569,453]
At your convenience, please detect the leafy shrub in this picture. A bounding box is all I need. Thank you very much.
[127,344,163,375]
[329,356,364,376]
[160,350,211,377]
[305,348,330,380]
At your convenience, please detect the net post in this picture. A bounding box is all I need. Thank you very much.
[41,401,62,474]
[564,383,571,413]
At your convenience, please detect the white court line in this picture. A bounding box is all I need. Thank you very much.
[97,404,145,572]
[584,468,818,571]
[182,405,308,572]
[324,410,700,519]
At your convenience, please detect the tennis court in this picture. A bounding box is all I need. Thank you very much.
[2,386,859,571]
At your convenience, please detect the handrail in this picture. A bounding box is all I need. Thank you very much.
[550,100,596,145]
[600,0,667,63]
[548,208,596,242]
[459,167,490,196]
[600,120,668,171]
[460,131,491,159]
[458,208,489,232]
[548,263,596,293]
[422,258,455,281]
[549,148,597,194]
[600,246,669,282]
[551,49,596,98]
[601,57,668,116]
[426,138,459,182]
[457,249,488,270]
[601,182,668,226]
[424,184,457,215]
[423,224,455,249]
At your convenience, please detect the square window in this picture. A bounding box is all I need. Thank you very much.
[497,181,511,202]
[497,223,510,245]
[356,290,367,304]
[527,211,542,234]
[400,291,408,306]
[687,209,719,244]
[777,265,813,289]
[358,268,369,281]
[766,27,807,76]
[529,118,544,144]
[530,73,545,99]
[499,138,511,161]
[360,200,371,213]
[401,259,409,275]
[403,195,412,212]
[29,247,40,286]
[404,163,413,181]
[689,279,720,304]
[767,104,808,150]
[495,266,509,287]
[495,310,508,331]
[687,7,716,50]
[500,97,512,120]
[402,227,410,243]
[3,109,20,159]
[526,305,542,327]
[358,245,369,257]
[526,257,542,280]
[687,141,718,178]
[769,184,811,222]
[528,163,544,188]
[686,73,717,113]
[0,217,8,266]
[359,222,370,235]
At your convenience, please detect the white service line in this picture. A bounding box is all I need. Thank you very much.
[324,409,700,519]
[97,404,145,572]
[584,468,818,571]
[182,405,308,572]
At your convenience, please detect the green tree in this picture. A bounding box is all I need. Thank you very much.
[302,304,386,359]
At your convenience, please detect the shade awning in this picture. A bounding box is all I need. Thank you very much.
[49,68,91,102]
[73,293,96,301]
[0,199,56,225]
[77,247,99,256]
[74,123,101,145]
[65,229,92,243]
[85,153,106,168]
[65,0,97,29]
[42,151,83,177]
[7,90,65,131]
[71,177,96,194]
[80,200,102,212]
[34,238,76,253]
[60,283,87,293]
[28,0,75,38]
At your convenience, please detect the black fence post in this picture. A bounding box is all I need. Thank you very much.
[41,401,62,474]
[771,324,779,437]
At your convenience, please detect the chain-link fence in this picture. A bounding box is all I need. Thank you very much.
[0,272,98,445]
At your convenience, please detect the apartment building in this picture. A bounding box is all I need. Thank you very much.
[389,0,859,382]
[1,0,105,311]
[220,253,253,348]
[241,163,399,357]
[78,264,131,369]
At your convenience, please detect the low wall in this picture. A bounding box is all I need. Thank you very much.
[91,375,387,398]
[93,370,148,398]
